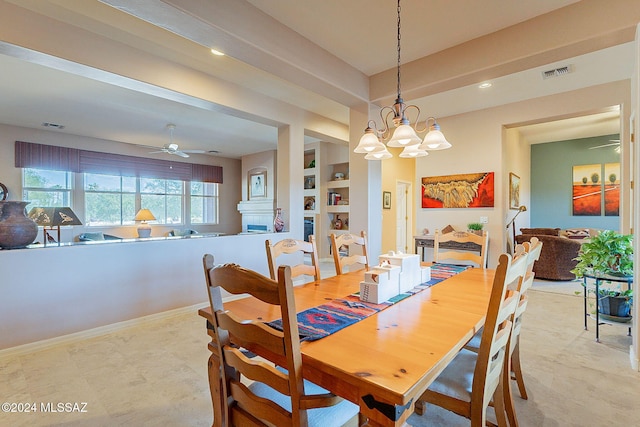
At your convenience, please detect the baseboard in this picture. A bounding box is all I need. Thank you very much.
[0,295,243,359]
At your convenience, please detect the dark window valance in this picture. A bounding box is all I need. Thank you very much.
[15,140,80,172]
[15,141,223,183]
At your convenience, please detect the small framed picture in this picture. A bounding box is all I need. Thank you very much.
[509,172,520,210]
[383,191,392,209]
[249,171,266,199]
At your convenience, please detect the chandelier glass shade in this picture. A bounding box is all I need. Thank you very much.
[353,0,451,160]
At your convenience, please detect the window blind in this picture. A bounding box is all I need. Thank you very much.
[15,141,223,183]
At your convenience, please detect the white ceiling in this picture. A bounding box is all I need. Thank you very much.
[0,0,627,159]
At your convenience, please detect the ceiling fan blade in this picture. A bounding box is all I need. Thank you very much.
[148,150,166,154]
[174,150,190,158]
[588,142,620,150]
[181,149,206,154]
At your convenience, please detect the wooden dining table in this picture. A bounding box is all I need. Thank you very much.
[198,265,496,427]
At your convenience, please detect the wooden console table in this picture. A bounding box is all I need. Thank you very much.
[414,235,485,263]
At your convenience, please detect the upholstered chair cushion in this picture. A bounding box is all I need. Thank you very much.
[250,377,359,427]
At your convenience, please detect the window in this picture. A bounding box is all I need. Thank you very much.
[22,168,219,228]
[22,168,72,211]
[140,178,183,224]
[84,173,136,226]
[191,182,219,224]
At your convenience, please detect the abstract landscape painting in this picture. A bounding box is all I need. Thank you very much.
[421,172,494,208]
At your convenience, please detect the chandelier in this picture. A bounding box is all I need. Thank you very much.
[353,0,451,160]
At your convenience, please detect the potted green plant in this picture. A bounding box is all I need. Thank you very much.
[571,230,633,278]
[571,230,633,318]
[467,222,484,236]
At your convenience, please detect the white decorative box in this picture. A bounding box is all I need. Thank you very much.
[421,266,431,283]
[360,265,400,303]
[379,252,422,292]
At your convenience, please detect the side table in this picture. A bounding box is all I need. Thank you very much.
[414,235,485,263]
[582,273,633,342]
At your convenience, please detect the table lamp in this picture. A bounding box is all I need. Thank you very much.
[134,208,156,238]
[28,206,83,246]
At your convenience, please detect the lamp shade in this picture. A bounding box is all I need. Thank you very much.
[134,209,156,222]
[354,130,386,153]
[418,125,452,151]
[399,144,428,158]
[387,124,422,147]
[28,207,82,226]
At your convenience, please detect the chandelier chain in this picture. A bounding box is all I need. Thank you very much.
[396,0,402,98]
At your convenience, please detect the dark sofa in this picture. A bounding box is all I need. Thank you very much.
[515,228,582,281]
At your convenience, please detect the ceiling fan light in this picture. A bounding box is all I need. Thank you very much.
[167,143,179,151]
[387,124,421,147]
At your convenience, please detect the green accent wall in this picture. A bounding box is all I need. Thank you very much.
[530,134,620,231]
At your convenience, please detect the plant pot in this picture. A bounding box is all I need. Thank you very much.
[598,295,631,318]
[467,229,482,236]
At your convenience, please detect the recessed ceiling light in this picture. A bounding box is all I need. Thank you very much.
[478,82,492,89]
[210,48,225,56]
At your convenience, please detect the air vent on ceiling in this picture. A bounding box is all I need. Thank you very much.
[542,65,573,80]
[207,150,219,154]
[41,122,65,130]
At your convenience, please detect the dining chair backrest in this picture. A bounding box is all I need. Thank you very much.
[330,231,369,275]
[505,236,543,412]
[265,235,321,282]
[472,250,527,420]
[416,249,529,426]
[202,255,357,427]
[434,229,489,268]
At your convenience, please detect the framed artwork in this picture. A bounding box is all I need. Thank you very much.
[249,171,266,199]
[572,164,601,216]
[383,191,391,209]
[421,172,494,208]
[509,173,520,210]
[604,163,620,216]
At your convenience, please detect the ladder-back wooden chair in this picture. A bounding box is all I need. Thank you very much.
[202,255,360,427]
[462,238,543,427]
[434,229,489,268]
[414,250,529,427]
[330,231,369,275]
[265,235,321,282]
[503,237,543,425]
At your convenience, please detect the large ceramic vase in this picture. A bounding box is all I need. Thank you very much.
[0,201,38,249]
[274,208,285,232]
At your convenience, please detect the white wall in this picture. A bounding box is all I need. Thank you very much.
[0,232,287,350]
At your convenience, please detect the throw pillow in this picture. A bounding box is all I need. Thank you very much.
[563,228,590,240]
[519,227,560,236]
[82,232,105,241]
[441,224,455,234]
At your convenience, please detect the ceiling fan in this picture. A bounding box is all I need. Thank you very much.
[148,124,206,158]
[588,139,620,151]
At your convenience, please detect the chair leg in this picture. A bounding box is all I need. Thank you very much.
[414,399,426,416]
[492,378,508,427]
[503,359,518,427]
[208,353,224,427]
[511,341,528,400]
